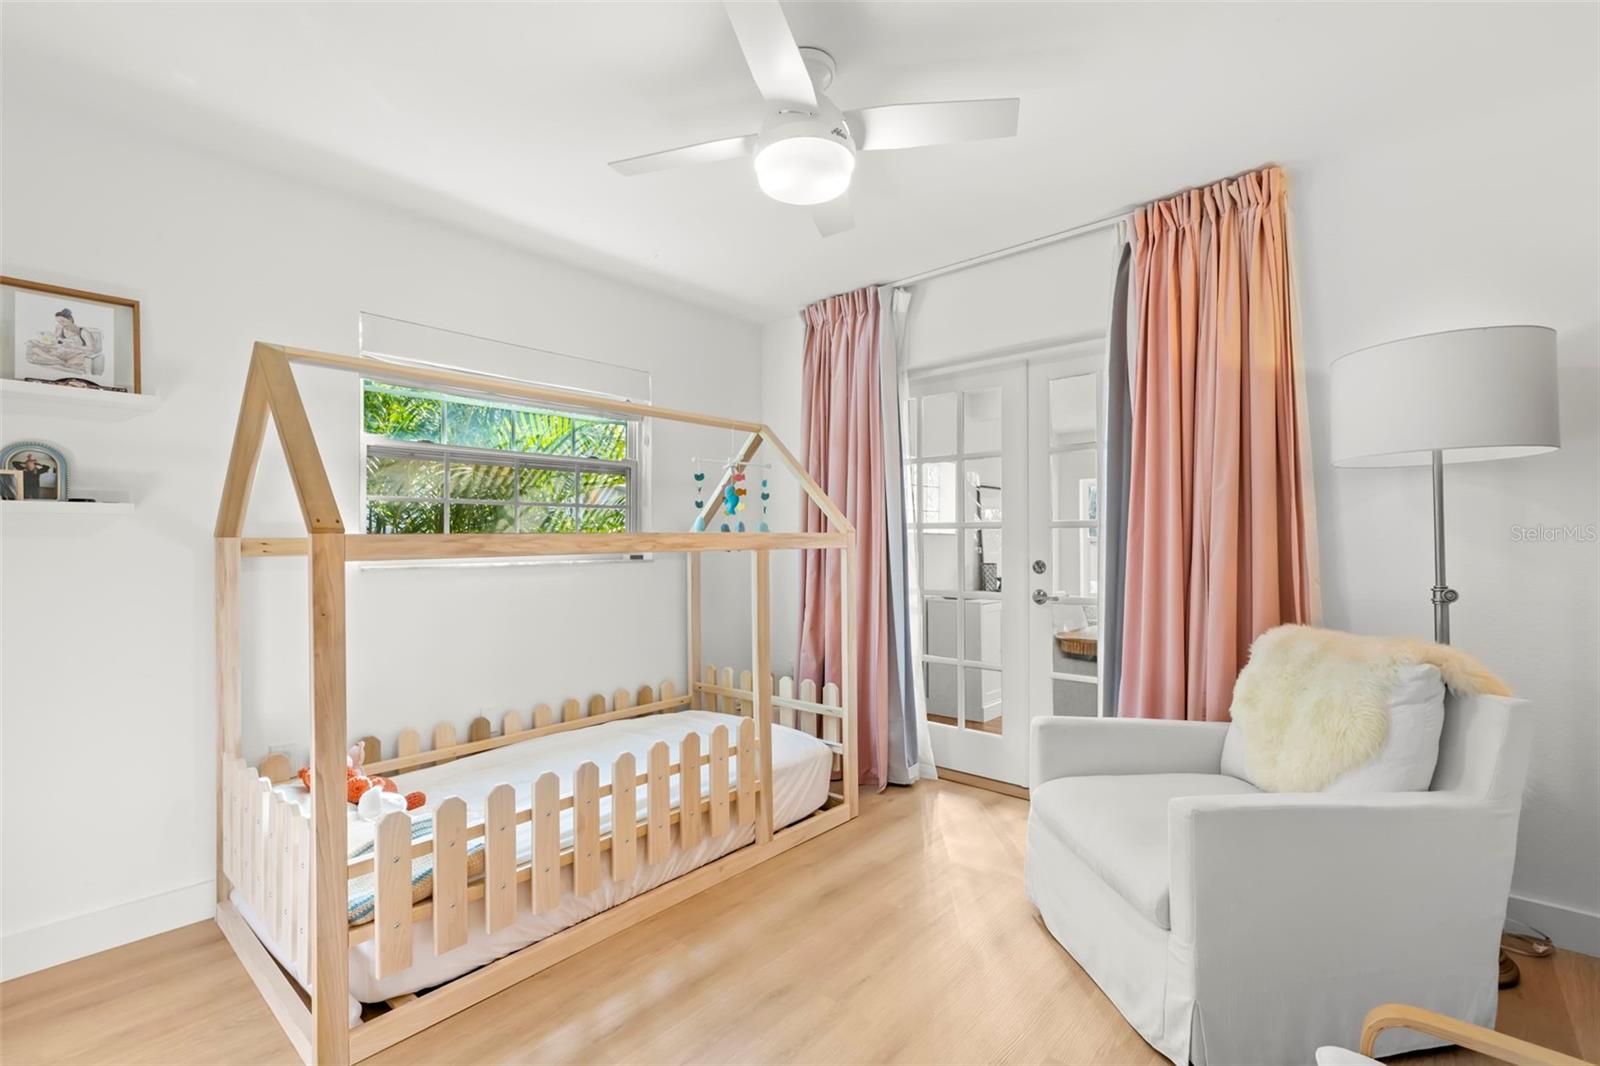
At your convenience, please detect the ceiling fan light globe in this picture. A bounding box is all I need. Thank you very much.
[753,136,854,206]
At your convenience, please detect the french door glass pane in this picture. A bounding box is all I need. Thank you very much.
[916,461,958,524]
[963,599,1003,666]
[1049,374,1098,443]
[924,596,959,659]
[1051,678,1099,717]
[964,456,1004,522]
[963,386,1003,452]
[925,661,960,725]
[1050,602,1098,677]
[1050,449,1098,521]
[1051,527,1098,598]
[922,531,960,590]
[965,667,1004,733]
[921,393,958,456]
[971,529,1003,592]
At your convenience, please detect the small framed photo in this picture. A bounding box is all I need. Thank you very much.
[2,277,141,393]
[0,441,69,501]
[0,470,20,501]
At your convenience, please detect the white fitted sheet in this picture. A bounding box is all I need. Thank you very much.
[234,711,833,1006]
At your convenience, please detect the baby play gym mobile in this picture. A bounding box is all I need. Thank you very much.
[691,457,771,532]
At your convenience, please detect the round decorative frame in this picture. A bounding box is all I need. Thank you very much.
[0,440,69,500]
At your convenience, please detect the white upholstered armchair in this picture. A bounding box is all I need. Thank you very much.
[1024,693,1531,1066]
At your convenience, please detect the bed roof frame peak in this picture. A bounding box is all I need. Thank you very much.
[213,341,858,1065]
[214,341,853,551]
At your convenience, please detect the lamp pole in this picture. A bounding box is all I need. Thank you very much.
[1430,449,1460,644]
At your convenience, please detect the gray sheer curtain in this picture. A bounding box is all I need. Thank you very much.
[879,286,928,783]
[1102,236,1134,716]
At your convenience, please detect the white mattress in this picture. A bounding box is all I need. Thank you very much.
[234,711,832,1006]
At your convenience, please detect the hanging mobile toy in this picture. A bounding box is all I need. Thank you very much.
[693,454,773,533]
[691,467,709,532]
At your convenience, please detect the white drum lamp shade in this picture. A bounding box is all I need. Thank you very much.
[1328,324,1561,648]
[1330,326,1560,467]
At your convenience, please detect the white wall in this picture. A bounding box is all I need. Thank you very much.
[0,96,761,978]
[897,239,1117,370]
[1295,86,1599,950]
[761,84,1599,949]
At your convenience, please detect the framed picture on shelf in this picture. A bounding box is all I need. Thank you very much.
[0,441,69,501]
[0,470,20,501]
[1,277,141,393]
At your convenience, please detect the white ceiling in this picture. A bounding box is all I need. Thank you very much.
[3,2,1588,322]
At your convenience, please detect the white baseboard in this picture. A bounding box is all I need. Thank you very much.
[1507,893,1600,956]
[0,879,216,981]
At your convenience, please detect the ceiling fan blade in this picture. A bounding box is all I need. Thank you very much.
[609,134,756,176]
[847,99,1021,152]
[812,192,853,237]
[723,0,817,108]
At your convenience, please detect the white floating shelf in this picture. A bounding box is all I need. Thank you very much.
[0,378,158,417]
[1,498,134,516]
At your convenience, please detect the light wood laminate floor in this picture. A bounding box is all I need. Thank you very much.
[2,781,1595,1065]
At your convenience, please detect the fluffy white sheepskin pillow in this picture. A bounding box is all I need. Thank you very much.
[1220,662,1444,792]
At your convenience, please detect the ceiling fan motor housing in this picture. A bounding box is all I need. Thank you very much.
[757,92,855,156]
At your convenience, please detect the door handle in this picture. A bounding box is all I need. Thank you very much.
[1032,589,1062,606]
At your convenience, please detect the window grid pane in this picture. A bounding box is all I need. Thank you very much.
[363,380,637,537]
[364,381,633,459]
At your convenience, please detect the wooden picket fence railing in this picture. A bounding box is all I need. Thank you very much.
[224,755,312,985]
[250,667,845,790]
[694,665,848,793]
[251,681,688,786]
[226,666,852,985]
[356,715,761,978]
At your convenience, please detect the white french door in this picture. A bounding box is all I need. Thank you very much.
[1026,352,1105,726]
[908,344,1105,787]
[908,365,1029,783]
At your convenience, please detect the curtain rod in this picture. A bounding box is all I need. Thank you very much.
[888,206,1132,290]
[884,162,1280,291]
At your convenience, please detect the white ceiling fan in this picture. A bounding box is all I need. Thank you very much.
[608,0,1021,236]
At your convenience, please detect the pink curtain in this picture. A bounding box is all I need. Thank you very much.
[1120,166,1319,722]
[798,288,890,790]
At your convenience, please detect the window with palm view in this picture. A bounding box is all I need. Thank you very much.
[362,380,639,535]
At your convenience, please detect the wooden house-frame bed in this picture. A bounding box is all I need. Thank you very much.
[214,342,857,1065]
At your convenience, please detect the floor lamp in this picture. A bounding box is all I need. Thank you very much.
[1329,324,1561,986]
